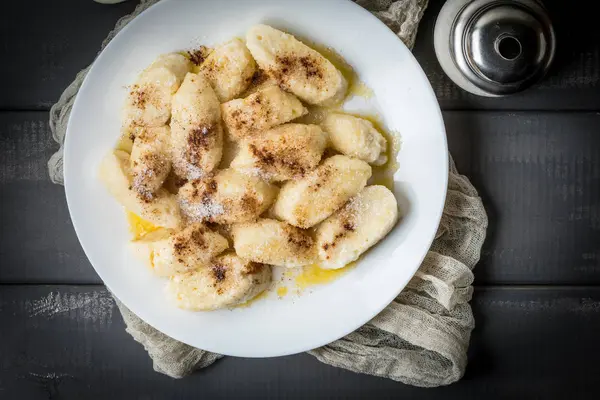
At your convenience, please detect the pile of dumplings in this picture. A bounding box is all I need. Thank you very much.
[99,24,399,311]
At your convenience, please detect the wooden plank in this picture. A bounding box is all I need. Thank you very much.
[0,0,137,109]
[1,111,599,284]
[0,285,598,398]
[1,0,599,111]
[444,111,600,284]
[0,113,97,283]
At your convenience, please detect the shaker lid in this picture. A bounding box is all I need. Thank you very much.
[450,0,556,95]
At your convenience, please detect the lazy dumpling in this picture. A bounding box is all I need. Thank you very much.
[231,123,327,181]
[246,24,347,106]
[130,223,229,277]
[316,185,398,269]
[232,218,316,268]
[221,85,307,141]
[98,150,181,229]
[321,113,388,166]
[178,168,278,224]
[123,53,192,130]
[166,253,271,311]
[199,38,257,102]
[171,72,223,180]
[272,155,372,228]
[129,125,172,200]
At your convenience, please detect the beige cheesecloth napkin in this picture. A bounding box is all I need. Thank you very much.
[48,0,488,387]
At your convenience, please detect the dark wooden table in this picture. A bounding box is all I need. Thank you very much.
[1,0,599,398]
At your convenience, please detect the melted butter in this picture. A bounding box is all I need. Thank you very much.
[295,262,356,290]
[126,211,160,240]
[149,250,155,269]
[347,81,374,99]
[305,40,356,87]
[374,128,401,191]
[297,37,379,106]
[301,37,402,184]
[300,109,400,192]
[276,286,289,297]
[179,46,214,74]
[236,290,268,308]
[297,105,332,125]
[345,113,401,192]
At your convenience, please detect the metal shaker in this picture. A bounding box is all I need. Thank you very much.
[433,0,556,97]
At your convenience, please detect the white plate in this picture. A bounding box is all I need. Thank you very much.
[64,0,448,357]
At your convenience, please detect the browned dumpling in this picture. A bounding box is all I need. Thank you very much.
[231,123,327,181]
[166,253,271,310]
[99,150,182,229]
[177,168,278,224]
[246,24,348,106]
[232,218,316,268]
[316,185,398,269]
[321,113,388,165]
[272,155,372,228]
[199,38,257,102]
[130,125,172,200]
[130,223,229,277]
[122,53,192,130]
[221,85,307,141]
[171,73,223,180]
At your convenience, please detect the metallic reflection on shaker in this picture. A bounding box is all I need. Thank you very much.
[434,0,556,97]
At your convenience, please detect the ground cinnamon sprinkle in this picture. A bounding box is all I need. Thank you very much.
[249,144,275,165]
[322,203,359,252]
[173,238,188,254]
[249,143,306,178]
[249,70,268,86]
[199,178,219,221]
[187,125,213,150]
[172,225,210,267]
[131,152,169,202]
[272,55,325,87]
[239,193,260,215]
[130,84,147,107]
[188,46,212,66]
[285,226,313,250]
[211,264,227,282]
[179,176,226,223]
[322,232,345,257]
[299,56,322,78]
[190,229,206,248]
[184,124,216,168]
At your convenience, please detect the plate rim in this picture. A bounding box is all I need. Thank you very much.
[63,0,449,357]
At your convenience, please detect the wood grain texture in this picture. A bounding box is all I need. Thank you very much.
[445,111,600,284]
[0,285,598,399]
[1,111,599,284]
[1,0,599,110]
[0,113,96,283]
[0,0,137,110]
